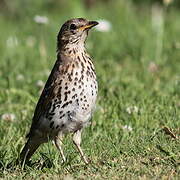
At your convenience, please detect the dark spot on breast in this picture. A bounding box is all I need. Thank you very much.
[56,125,59,129]
[60,114,65,119]
[78,85,81,89]
[65,64,69,72]
[61,100,72,108]
[68,74,72,81]
[64,94,68,101]
[72,94,77,99]
[76,99,79,105]
[82,53,87,63]
[74,82,77,86]
[49,112,55,116]
[50,121,54,128]
[81,62,85,68]
[59,111,63,114]
[48,116,53,121]
[58,87,62,95]
[72,88,75,91]
[75,77,78,81]
[58,100,62,104]
[61,124,65,128]
[86,71,90,76]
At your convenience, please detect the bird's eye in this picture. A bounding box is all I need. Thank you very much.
[70,24,77,30]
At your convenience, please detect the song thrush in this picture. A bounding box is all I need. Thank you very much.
[19,18,98,164]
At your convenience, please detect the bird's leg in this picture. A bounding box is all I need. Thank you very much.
[54,132,66,163]
[73,129,88,164]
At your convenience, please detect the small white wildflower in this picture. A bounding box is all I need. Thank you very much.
[126,106,139,114]
[6,36,18,48]
[95,19,112,32]
[36,80,44,88]
[1,113,16,122]
[34,15,49,24]
[133,106,139,113]
[122,125,133,132]
[16,74,24,81]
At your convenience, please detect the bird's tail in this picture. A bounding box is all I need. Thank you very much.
[19,137,41,165]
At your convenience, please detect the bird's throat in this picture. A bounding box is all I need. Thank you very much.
[58,42,86,61]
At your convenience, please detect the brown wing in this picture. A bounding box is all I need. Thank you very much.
[27,60,61,138]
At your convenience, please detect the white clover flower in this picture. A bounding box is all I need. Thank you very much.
[122,125,133,132]
[1,113,16,122]
[126,106,139,114]
[34,15,49,24]
[36,80,44,88]
[16,74,24,81]
[95,19,112,32]
[6,36,18,48]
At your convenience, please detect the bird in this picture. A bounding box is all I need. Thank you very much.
[19,18,98,165]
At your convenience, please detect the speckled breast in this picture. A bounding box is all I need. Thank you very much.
[42,53,98,135]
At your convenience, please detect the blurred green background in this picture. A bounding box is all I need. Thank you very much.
[0,0,179,179]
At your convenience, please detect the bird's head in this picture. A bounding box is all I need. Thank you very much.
[57,18,98,51]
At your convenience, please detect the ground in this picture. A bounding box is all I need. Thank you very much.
[0,1,179,179]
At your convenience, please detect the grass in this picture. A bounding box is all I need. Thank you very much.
[0,1,179,179]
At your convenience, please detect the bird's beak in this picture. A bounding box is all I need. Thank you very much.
[79,21,99,31]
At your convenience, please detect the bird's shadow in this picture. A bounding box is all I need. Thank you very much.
[0,152,55,172]
[0,150,91,173]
